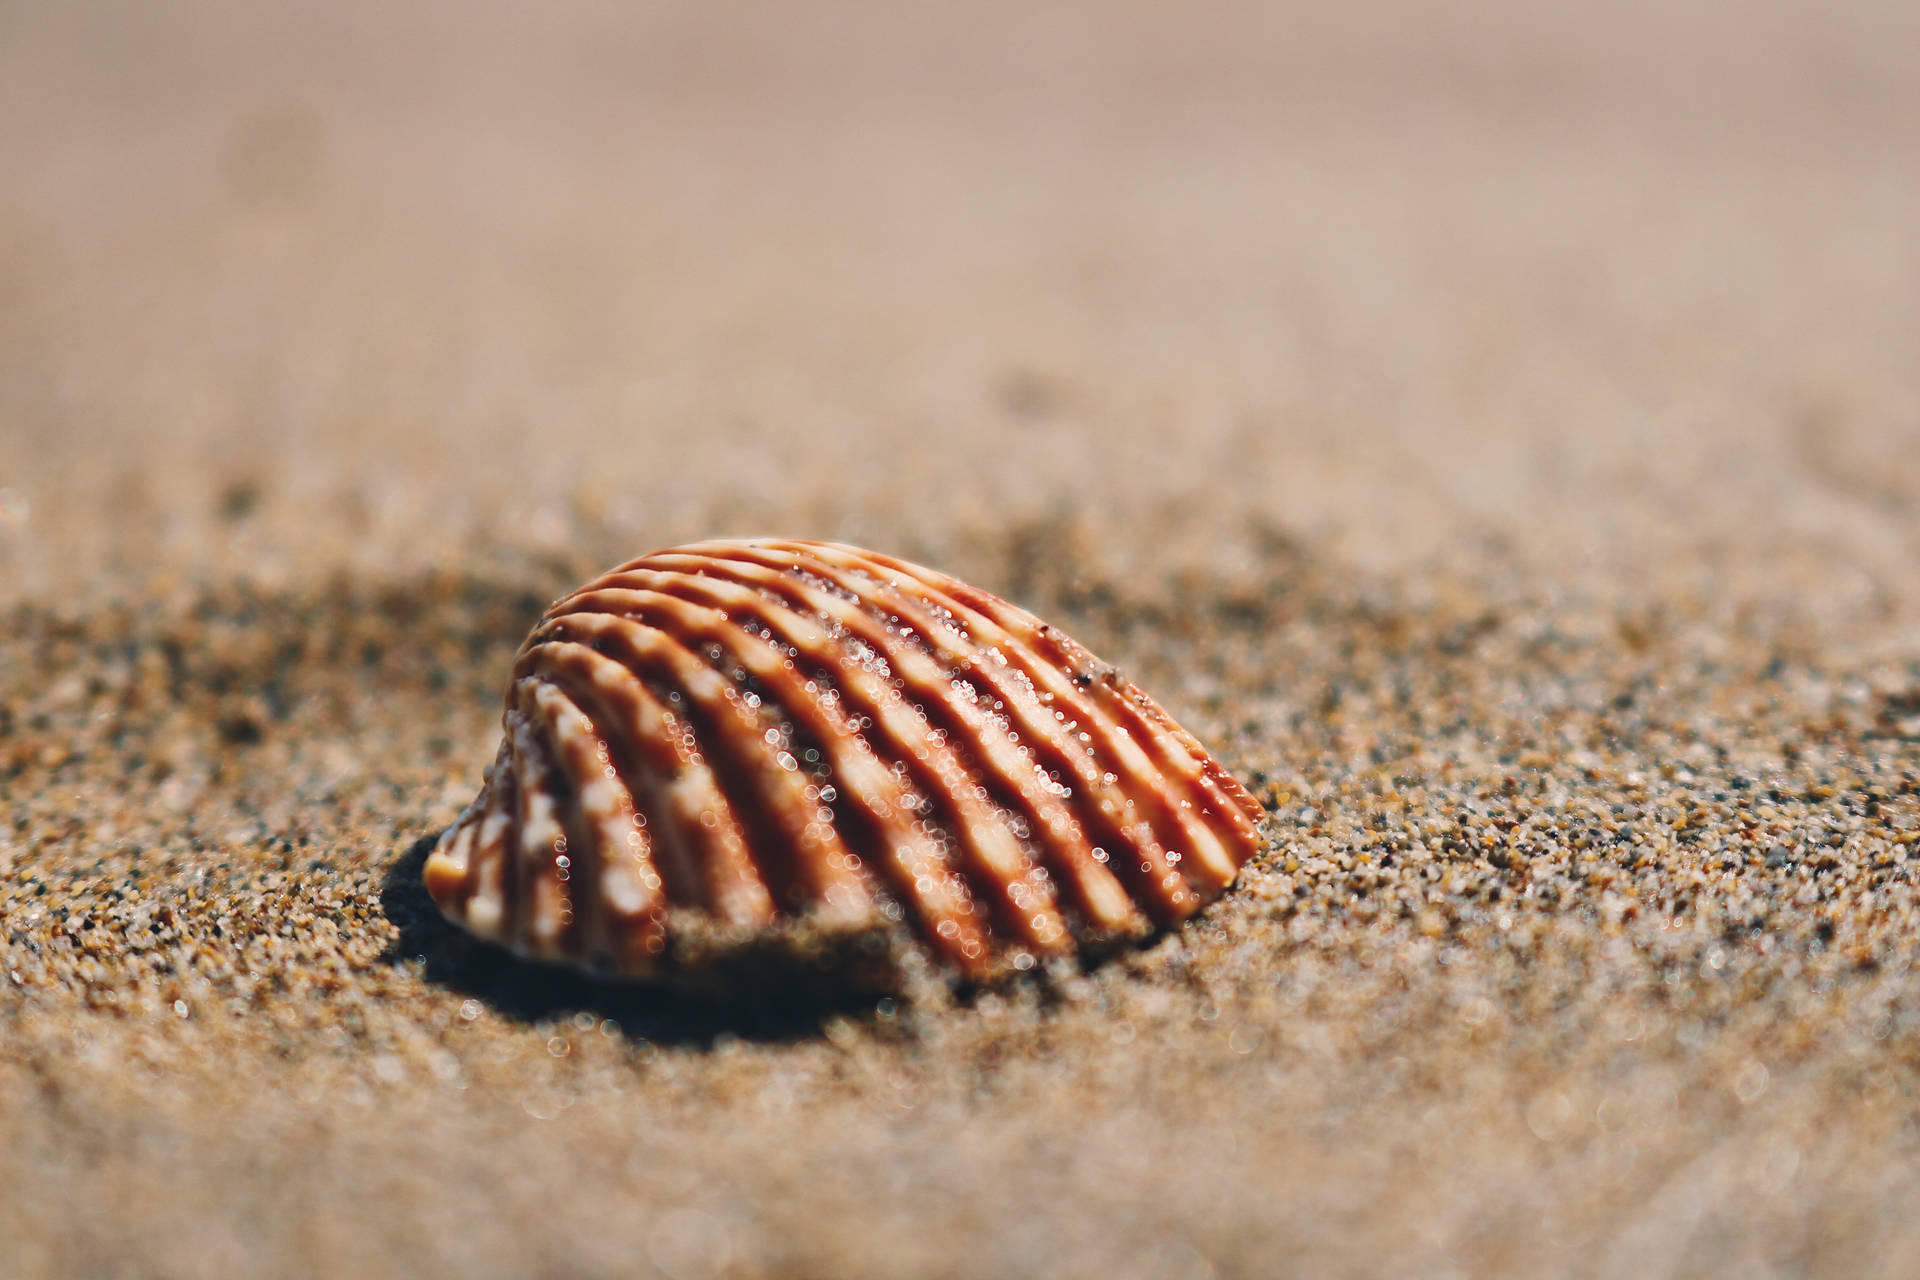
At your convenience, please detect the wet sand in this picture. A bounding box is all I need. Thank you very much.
[4,3,1920,1276]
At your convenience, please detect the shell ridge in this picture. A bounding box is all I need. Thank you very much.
[557,584,992,967]
[526,637,771,924]
[770,543,1200,923]
[725,543,1163,927]
[1104,677,1266,833]
[649,545,1146,933]
[542,619,792,918]
[602,569,1074,953]
[867,545,1244,825]
[424,736,514,934]
[521,675,678,967]
[861,554,1243,904]
[504,706,569,956]
[1017,617,1265,845]
[556,610,875,921]
[902,567,1264,848]
[517,637,715,915]
[461,739,517,938]
[516,678,605,963]
[426,742,492,902]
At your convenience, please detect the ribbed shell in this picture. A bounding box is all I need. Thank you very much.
[423,539,1265,983]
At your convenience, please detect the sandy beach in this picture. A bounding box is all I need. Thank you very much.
[4,2,1920,1275]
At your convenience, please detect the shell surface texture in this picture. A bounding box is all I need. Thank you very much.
[424,539,1266,988]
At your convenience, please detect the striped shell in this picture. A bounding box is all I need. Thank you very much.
[423,539,1264,985]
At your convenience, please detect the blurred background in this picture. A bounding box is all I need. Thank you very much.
[4,0,1915,608]
[5,5,1920,1276]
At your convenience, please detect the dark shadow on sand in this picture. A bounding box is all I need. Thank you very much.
[379,835,893,1045]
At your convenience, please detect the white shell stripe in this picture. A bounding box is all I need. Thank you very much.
[538,598,988,966]
[691,543,1197,920]
[853,546,1260,887]
[629,555,1138,932]
[565,574,1081,948]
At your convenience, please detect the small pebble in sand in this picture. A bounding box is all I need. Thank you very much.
[423,538,1265,988]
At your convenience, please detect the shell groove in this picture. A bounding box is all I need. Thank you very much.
[423,539,1265,984]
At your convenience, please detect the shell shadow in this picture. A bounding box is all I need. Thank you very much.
[379,834,890,1045]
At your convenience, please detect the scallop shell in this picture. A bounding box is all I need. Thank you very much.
[423,538,1264,985]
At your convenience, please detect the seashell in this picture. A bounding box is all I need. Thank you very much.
[423,538,1264,986]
